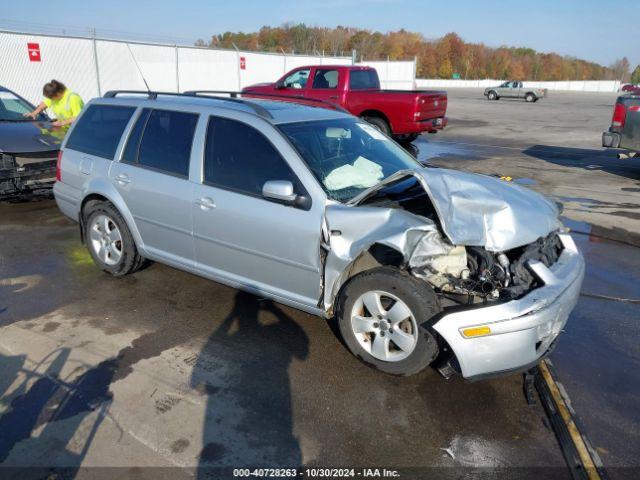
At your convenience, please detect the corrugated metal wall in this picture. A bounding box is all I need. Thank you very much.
[0,30,418,108]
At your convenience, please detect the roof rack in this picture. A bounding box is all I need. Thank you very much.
[102,90,273,119]
[184,90,350,114]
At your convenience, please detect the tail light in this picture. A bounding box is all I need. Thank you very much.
[55,150,63,181]
[611,102,626,128]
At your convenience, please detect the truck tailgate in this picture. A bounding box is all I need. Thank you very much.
[415,91,447,120]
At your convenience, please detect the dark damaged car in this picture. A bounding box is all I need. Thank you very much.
[53,92,585,379]
[0,86,62,196]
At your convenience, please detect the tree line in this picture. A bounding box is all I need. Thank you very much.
[196,24,635,82]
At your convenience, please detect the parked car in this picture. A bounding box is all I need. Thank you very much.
[53,91,584,379]
[602,93,640,154]
[621,84,640,94]
[242,65,447,143]
[484,81,547,102]
[0,85,62,196]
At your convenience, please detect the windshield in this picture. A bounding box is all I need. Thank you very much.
[279,118,421,202]
[0,91,40,121]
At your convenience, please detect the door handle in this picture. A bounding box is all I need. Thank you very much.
[115,174,131,185]
[195,197,216,210]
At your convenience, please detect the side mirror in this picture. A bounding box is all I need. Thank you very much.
[263,180,312,210]
[263,180,297,203]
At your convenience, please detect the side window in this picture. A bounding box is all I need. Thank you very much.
[121,108,151,164]
[312,69,339,89]
[136,109,198,177]
[66,105,135,159]
[349,70,380,90]
[204,116,299,197]
[283,69,310,89]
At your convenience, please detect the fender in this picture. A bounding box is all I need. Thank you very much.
[79,177,147,255]
[322,203,440,313]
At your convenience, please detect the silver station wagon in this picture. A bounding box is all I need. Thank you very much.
[53,91,585,379]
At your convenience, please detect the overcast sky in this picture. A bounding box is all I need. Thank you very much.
[3,0,639,67]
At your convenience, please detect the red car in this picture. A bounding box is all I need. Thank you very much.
[621,84,640,94]
[242,65,447,143]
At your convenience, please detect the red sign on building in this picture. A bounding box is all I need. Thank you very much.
[240,56,246,70]
[27,43,41,62]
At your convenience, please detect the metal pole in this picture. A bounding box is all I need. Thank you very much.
[175,44,180,92]
[91,28,102,96]
[233,43,241,90]
[281,48,287,74]
[386,55,390,88]
[352,49,356,65]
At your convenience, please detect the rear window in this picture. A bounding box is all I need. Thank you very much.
[65,105,135,159]
[349,70,380,90]
[136,109,198,177]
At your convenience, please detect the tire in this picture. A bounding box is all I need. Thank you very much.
[362,115,391,137]
[487,91,498,100]
[337,267,441,376]
[393,133,419,144]
[525,93,536,103]
[83,201,146,276]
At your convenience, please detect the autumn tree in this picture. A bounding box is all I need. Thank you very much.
[610,57,631,82]
[197,23,615,81]
[438,58,453,78]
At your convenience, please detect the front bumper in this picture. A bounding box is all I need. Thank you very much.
[0,155,56,195]
[432,234,585,379]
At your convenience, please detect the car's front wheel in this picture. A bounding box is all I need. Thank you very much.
[84,201,146,276]
[393,133,419,144]
[337,267,441,376]
[487,91,498,100]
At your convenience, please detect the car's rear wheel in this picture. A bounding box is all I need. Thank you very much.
[337,267,441,376]
[362,115,391,137]
[487,91,498,100]
[525,93,536,102]
[84,201,146,276]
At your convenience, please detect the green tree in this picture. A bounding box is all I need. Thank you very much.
[631,65,640,84]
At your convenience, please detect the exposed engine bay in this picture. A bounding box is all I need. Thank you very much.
[355,173,564,305]
[408,231,564,304]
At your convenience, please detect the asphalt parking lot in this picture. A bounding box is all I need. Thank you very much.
[1,88,638,479]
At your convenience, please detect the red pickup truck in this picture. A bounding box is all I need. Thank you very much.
[242,65,447,143]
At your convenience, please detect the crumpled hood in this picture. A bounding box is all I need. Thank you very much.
[352,167,562,252]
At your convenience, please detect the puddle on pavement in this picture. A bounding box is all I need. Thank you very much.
[512,177,537,185]
[410,140,484,163]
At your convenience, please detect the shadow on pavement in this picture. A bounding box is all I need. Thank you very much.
[0,347,114,478]
[192,290,308,478]
[523,145,640,180]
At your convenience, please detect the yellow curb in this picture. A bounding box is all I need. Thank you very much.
[539,359,601,480]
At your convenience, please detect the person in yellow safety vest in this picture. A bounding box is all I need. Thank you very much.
[23,79,84,127]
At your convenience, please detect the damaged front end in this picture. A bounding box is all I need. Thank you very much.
[322,166,584,379]
[1,151,58,196]
[324,166,566,311]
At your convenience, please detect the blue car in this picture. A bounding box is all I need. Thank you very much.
[0,85,62,196]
